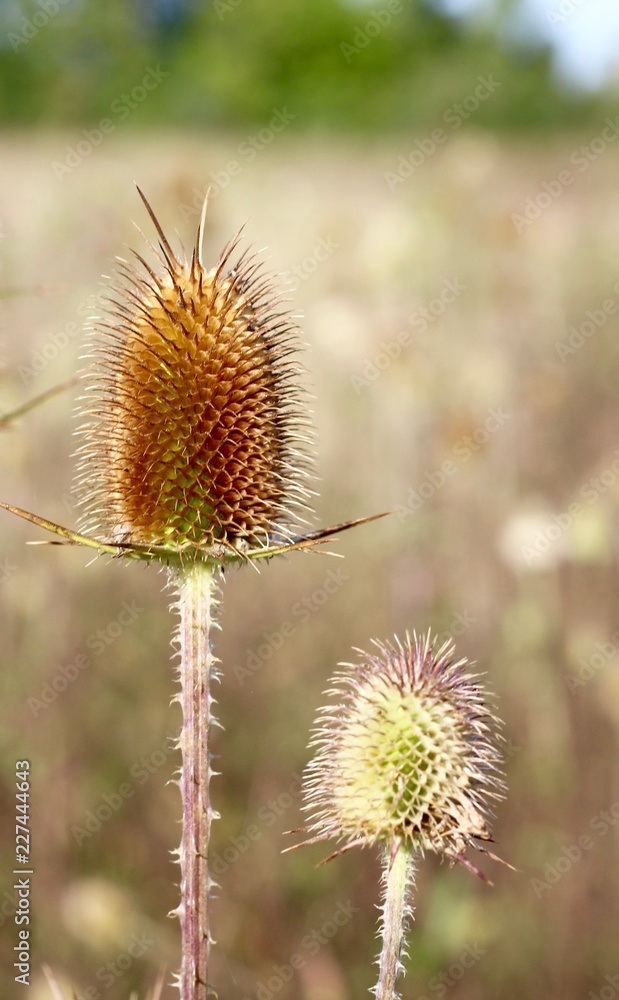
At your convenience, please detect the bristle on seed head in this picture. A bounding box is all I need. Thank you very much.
[74,190,313,560]
[298,632,505,868]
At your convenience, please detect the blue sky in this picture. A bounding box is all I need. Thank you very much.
[433,0,619,91]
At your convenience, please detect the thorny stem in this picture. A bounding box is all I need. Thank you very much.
[375,845,415,1000]
[173,561,221,999]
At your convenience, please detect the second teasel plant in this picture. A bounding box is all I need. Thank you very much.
[1,189,381,998]
[291,631,511,1000]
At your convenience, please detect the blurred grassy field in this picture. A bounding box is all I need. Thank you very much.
[1,129,619,1000]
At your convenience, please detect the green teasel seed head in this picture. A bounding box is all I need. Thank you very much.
[300,631,505,868]
[74,190,313,562]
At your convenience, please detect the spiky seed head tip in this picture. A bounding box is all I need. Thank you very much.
[74,190,313,560]
[300,631,505,866]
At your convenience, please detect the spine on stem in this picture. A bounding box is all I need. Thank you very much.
[375,847,415,1000]
[172,562,221,1000]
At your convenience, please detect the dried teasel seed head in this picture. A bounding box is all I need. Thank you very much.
[74,190,313,560]
[299,631,506,871]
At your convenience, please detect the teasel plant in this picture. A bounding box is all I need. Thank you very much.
[288,631,512,1000]
[0,189,384,998]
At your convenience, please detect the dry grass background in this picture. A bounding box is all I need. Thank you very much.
[1,130,619,999]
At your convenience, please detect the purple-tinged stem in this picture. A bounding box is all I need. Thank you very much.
[173,562,221,999]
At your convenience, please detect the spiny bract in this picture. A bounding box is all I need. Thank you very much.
[75,190,312,559]
[300,631,505,868]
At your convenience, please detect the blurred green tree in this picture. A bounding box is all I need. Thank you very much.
[0,0,611,133]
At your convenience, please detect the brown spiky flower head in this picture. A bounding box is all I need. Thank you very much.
[74,190,312,563]
[298,631,506,876]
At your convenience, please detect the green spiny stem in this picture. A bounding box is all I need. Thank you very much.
[375,845,415,1000]
[173,561,221,999]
